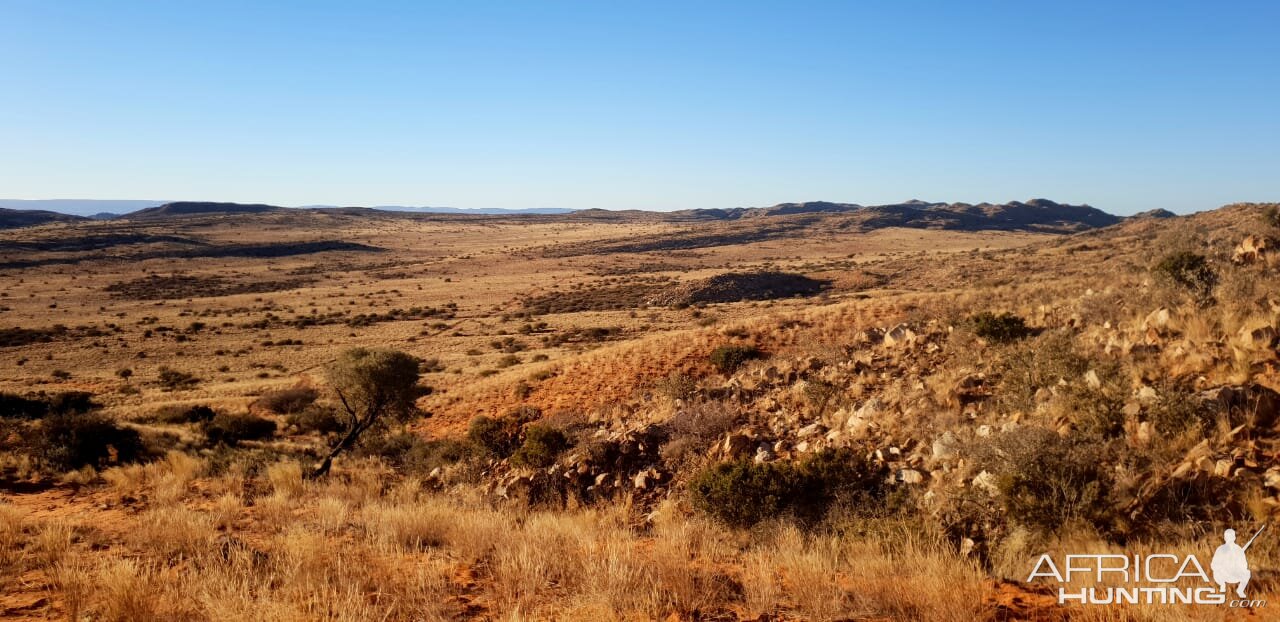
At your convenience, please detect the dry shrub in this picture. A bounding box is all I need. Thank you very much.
[266,460,305,498]
[252,386,319,414]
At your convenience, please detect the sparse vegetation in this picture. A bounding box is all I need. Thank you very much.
[203,412,277,445]
[709,344,761,374]
[965,311,1032,343]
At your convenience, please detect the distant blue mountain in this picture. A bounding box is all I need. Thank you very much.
[302,205,575,215]
[0,199,574,217]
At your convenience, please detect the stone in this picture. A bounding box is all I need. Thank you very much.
[932,431,959,460]
[883,323,916,348]
[1084,370,1101,389]
[1232,234,1271,264]
[972,470,1000,496]
[797,422,825,438]
[899,469,924,485]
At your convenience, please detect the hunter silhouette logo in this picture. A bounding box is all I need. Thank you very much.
[1212,526,1262,599]
[1026,524,1268,607]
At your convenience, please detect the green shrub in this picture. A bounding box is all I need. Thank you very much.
[966,312,1033,343]
[153,404,217,424]
[467,415,524,458]
[357,432,471,472]
[709,345,761,374]
[33,413,145,471]
[1263,205,1280,229]
[1152,251,1216,304]
[157,367,200,391]
[286,405,346,435]
[689,448,887,528]
[975,427,1113,535]
[0,392,48,419]
[204,412,277,446]
[0,391,98,420]
[252,387,319,414]
[511,424,569,468]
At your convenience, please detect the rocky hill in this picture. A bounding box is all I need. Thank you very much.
[127,201,284,219]
[683,198,1122,232]
[0,207,86,229]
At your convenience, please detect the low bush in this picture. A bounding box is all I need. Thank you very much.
[251,387,318,414]
[286,405,347,435]
[511,424,569,468]
[356,432,472,473]
[709,345,761,374]
[974,427,1113,535]
[204,412,277,446]
[32,413,145,471]
[157,367,200,391]
[0,391,98,420]
[689,448,887,528]
[966,312,1033,343]
[467,415,524,458]
[152,404,217,424]
[467,407,541,459]
[1153,251,1216,304]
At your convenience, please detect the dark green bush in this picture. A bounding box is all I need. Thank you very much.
[966,312,1033,343]
[1153,251,1216,303]
[286,405,346,435]
[0,392,49,419]
[252,387,319,414]
[33,413,145,470]
[467,407,540,458]
[153,404,217,424]
[976,427,1113,534]
[1263,205,1280,229]
[689,448,887,528]
[0,391,98,420]
[511,424,569,468]
[204,412,277,446]
[357,432,472,472]
[157,367,200,391]
[467,415,524,458]
[709,345,761,374]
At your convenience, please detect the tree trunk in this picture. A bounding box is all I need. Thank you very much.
[308,419,366,479]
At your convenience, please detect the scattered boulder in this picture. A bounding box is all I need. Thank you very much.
[1232,234,1272,265]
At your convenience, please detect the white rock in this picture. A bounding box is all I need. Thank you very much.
[1084,370,1101,389]
[972,470,1000,496]
[899,469,924,485]
[932,432,959,460]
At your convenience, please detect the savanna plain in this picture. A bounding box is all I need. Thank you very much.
[1,201,1278,621]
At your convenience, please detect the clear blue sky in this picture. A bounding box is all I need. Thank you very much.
[2,1,1277,214]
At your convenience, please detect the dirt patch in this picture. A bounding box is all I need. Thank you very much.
[646,271,828,306]
[105,274,316,300]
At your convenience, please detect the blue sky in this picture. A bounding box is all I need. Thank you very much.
[1,1,1277,214]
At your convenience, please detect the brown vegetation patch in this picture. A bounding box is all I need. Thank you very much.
[105,274,316,300]
[519,277,673,314]
[647,271,828,306]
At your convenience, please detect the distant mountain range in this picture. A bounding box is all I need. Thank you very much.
[682,198,1122,230]
[0,198,1171,232]
[0,199,573,219]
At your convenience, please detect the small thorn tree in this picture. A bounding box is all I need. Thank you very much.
[311,348,426,478]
